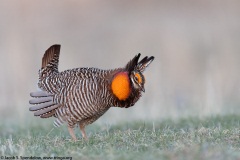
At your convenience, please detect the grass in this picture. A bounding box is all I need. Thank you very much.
[0,115,240,160]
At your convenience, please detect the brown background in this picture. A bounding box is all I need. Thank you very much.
[0,0,240,124]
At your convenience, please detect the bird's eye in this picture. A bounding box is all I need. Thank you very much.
[134,73,142,84]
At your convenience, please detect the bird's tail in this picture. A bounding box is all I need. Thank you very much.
[29,91,59,118]
[29,90,64,127]
[41,44,61,72]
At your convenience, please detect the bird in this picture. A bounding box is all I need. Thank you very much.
[29,44,154,141]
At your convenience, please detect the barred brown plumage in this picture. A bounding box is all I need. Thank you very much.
[29,44,154,141]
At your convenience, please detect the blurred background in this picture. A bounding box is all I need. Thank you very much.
[0,0,240,125]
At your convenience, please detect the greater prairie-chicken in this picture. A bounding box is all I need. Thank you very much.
[29,44,154,141]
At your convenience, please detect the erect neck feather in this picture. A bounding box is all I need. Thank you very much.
[111,72,131,101]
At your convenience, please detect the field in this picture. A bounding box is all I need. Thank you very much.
[0,115,240,160]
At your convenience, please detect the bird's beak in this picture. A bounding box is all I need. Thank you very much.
[140,85,145,92]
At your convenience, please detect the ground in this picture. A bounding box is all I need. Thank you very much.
[0,115,240,160]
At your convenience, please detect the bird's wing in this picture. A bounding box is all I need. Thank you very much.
[30,67,120,118]
[30,68,100,118]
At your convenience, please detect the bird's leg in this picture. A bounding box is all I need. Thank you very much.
[79,123,88,140]
[68,126,77,142]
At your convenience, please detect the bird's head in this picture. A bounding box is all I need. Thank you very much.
[111,54,154,101]
[128,53,154,93]
[130,70,145,92]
